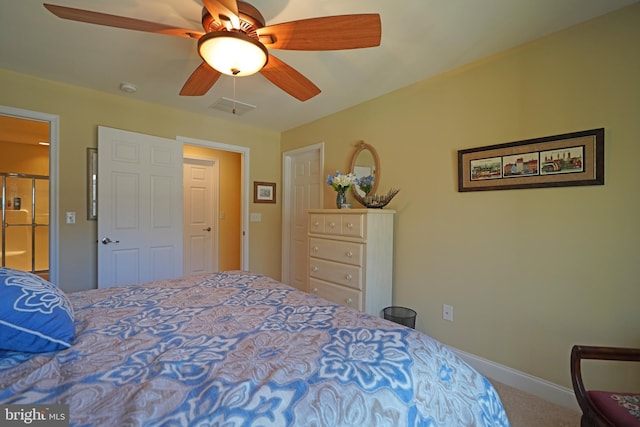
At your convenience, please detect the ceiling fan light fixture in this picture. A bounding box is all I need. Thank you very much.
[198,31,268,77]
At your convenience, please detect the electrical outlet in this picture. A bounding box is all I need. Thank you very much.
[443,304,454,321]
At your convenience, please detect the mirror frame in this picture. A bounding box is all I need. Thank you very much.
[349,141,380,198]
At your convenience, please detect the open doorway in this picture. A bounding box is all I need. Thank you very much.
[183,146,243,274]
[180,136,249,272]
[96,129,248,288]
[0,107,59,283]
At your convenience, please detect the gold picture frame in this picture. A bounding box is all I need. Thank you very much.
[458,128,604,192]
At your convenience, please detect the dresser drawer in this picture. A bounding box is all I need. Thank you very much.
[309,237,363,266]
[310,278,362,310]
[308,213,325,234]
[341,214,364,238]
[323,216,341,234]
[309,258,362,290]
[308,212,365,239]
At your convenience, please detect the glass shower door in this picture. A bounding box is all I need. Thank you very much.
[1,173,49,275]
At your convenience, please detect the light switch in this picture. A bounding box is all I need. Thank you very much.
[250,213,262,222]
[65,211,76,224]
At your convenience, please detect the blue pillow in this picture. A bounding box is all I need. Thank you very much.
[0,267,75,352]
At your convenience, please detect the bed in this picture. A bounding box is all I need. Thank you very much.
[0,268,510,426]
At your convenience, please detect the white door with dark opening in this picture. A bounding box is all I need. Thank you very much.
[97,126,183,288]
[183,157,218,276]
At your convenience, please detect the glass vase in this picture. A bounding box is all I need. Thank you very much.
[336,188,347,208]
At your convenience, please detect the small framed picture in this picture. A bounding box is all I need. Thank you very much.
[254,181,276,203]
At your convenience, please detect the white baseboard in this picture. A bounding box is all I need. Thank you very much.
[450,346,580,412]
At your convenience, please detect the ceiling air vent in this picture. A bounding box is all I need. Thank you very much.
[209,97,256,116]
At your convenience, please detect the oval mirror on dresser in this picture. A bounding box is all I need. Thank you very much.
[349,141,380,197]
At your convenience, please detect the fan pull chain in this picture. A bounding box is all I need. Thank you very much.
[231,69,240,115]
[232,76,237,115]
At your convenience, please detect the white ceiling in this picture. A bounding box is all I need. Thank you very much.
[1,0,638,132]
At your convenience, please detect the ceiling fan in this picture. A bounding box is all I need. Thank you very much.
[43,1,382,101]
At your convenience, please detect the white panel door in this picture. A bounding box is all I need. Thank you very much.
[98,126,183,288]
[183,157,218,276]
[282,145,323,291]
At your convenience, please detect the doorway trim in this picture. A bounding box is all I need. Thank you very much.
[177,135,249,270]
[281,142,324,285]
[0,105,59,284]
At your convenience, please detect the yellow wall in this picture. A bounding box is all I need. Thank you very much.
[0,141,49,175]
[183,145,242,271]
[282,4,640,390]
[0,69,282,292]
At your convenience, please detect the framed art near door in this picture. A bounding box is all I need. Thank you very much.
[254,181,276,203]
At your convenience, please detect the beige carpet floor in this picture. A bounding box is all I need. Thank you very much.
[492,380,581,426]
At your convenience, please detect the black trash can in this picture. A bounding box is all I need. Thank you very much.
[382,306,417,329]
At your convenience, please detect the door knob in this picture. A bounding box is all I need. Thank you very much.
[203,227,212,232]
[101,237,120,245]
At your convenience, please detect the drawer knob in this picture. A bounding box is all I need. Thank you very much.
[345,274,352,281]
[329,221,336,228]
[312,266,319,272]
[345,251,353,257]
[345,298,352,305]
[312,246,319,252]
[313,221,320,227]
[313,287,318,293]
[346,222,353,229]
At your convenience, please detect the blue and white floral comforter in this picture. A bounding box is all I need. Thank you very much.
[1,271,509,426]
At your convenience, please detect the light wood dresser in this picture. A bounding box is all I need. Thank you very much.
[307,208,394,316]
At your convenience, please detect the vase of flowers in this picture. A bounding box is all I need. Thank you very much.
[326,171,357,208]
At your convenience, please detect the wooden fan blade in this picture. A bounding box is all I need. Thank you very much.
[260,55,320,101]
[201,0,240,29]
[180,62,222,96]
[43,4,203,39]
[257,14,381,51]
